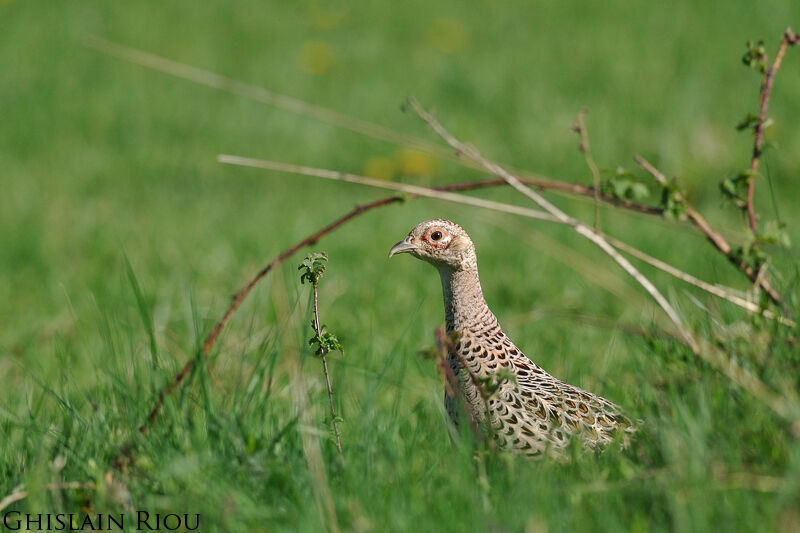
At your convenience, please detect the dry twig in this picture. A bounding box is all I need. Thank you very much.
[604,235,794,327]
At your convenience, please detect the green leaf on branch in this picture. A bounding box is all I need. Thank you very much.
[759,220,791,249]
[309,323,344,356]
[736,113,761,132]
[601,168,650,202]
[719,170,756,207]
[299,252,328,285]
[730,222,788,272]
[659,181,687,219]
[742,40,767,73]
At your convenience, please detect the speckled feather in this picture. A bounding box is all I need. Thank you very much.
[390,219,635,458]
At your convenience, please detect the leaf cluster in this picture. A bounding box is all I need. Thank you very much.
[658,180,687,220]
[719,170,756,208]
[600,167,650,202]
[309,323,344,356]
[731,220,790,271]
[742,40,768,74]
[298,252,329,285]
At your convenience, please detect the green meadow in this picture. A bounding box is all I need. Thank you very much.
[2,1,800,531]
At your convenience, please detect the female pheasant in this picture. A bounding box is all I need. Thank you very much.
[389,219,635,457]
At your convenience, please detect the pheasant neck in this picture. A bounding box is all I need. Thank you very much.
[439,266,497,333]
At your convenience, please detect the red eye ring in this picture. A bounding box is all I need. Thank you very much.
[425,229,452,248]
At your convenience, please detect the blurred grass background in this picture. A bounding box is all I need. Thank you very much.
[2,0,800,531]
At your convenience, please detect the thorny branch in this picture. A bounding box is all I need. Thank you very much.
[746,27,800,234]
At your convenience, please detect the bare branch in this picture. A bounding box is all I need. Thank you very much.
[221,155,793,328]
[218,155,559,222]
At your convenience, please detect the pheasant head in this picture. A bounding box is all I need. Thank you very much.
[388,219,477,271]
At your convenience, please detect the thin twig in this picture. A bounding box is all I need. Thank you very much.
[572,108,602,231]
[408,98,700,353]
[746,27,800,234]
[85,36,448,161]
[311,281,343,455]
[634,154,783,306]
[218,155,557,223]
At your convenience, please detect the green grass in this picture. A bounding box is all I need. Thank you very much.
[2,0,800,531]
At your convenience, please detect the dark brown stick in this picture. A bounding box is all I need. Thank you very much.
[634,155,783,306]
[746,27,799,234]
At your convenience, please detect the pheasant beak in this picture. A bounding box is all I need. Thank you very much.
[388,236,418,258]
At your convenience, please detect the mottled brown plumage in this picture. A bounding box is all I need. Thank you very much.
[389,219,635,457]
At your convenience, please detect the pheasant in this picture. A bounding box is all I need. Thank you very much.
[389,219,635,457]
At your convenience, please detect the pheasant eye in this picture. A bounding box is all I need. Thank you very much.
[431,231,443,241]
